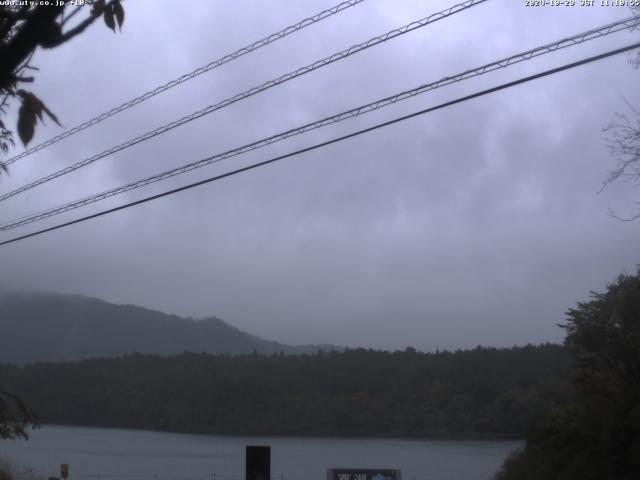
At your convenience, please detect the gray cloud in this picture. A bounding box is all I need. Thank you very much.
[1,0,639,351]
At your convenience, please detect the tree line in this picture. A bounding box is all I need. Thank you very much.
[0,344,567,438]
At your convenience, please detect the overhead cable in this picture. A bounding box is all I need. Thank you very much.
[0,0,489,202]
[2,15,638,231]
[1,41,638,247]
[2,0,367,167]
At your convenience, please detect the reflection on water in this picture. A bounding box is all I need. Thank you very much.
[0,425,522,480]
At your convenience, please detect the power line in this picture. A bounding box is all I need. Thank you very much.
[2,15,638,232]
[2,0,367,167]
[1,41,638,248]
[0,0,489,203]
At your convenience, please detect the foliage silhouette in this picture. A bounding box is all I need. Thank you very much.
[496,269,640,480]
[0,344,567,438]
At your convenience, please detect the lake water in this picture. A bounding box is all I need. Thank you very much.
[0,425,522,480]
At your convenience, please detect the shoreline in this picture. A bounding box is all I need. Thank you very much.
[25,423,525,443]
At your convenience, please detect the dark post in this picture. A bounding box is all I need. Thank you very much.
[246,445,270,480]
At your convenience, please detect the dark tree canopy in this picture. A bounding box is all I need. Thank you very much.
[565,271,640,397]
[496,269,640,480]
[0,345,568,439]
[0,388,37,440]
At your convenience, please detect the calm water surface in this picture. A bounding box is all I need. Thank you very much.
[0,425,522,480]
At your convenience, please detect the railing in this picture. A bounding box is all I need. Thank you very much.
[10,472,289,480]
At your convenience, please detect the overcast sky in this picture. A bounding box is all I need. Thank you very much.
[1,0,639,351]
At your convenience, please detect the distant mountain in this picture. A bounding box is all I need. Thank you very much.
[0,292,340,364]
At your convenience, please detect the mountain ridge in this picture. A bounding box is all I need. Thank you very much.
[0,291,342,364]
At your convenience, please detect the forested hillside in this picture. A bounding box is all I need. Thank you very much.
[0,345,567,438]
[0,292,338,363]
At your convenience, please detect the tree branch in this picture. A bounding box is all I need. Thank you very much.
[0,6,62,87]
[51,0,117,47]
[0,5,31,39]
[60,4,83,27]
[607,206,640,222]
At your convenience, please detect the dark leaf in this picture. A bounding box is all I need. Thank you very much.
[15,91,61,143]
[39,101,61,126]
[29,93,62,126]
[28,95,45,121]
[113,0,124,30]
[16,90,42,120]
[103,6,115,32]
[91,0,106,16]
[17,102,36,146]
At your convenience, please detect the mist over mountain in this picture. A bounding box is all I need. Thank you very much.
[0,292,340,364]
